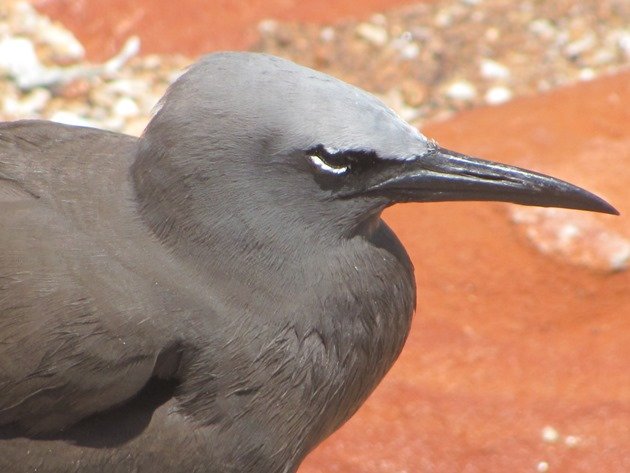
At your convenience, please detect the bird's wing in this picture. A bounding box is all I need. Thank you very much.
[0,121,180,434]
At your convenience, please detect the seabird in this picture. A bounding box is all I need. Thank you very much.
[0,52,617,472]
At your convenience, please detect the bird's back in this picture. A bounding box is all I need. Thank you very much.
[0,121,194,471]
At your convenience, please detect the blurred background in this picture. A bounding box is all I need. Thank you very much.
[1,0,628,471]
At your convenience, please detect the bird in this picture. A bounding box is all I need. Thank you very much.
[0,52,617,473]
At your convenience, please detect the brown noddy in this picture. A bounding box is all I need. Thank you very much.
[0,52,617,472]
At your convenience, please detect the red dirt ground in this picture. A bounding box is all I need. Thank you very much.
[32,1,630,472]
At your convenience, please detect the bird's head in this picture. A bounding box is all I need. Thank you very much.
[134,52,617,248]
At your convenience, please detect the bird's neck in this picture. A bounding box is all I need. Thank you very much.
[131,159,331,301]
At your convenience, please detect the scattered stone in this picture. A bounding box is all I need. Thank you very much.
[484,26,500,42]
[113,96,140,118]
[618,30,630,57]
[485,85,513,105]
[565,33,596,59]
[49,110,98,128]
[541,425,560,443]
[444,80,477,101]
[434,9,454,28]
[539,426,582,449]
[393,36,420,60]
[0,37,41,83]
[257,19,278,35]
[578,68,596,81]
[2,87,50,116]
[356,23,388,47]
[320,27,335,43]
[479,58,510,80]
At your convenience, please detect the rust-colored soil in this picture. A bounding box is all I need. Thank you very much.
[30,1,630,471]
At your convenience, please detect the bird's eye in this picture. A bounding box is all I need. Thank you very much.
[307,146,352,176]
[308,154,349,175]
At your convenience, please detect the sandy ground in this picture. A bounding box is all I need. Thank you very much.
[10,0,630,471]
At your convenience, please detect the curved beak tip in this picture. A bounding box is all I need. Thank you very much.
[586,198,619,216]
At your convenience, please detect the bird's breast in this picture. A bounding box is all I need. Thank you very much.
[170,221,416,470]
[237,223,417,456]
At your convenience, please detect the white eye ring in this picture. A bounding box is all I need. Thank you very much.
[309,154,349,175]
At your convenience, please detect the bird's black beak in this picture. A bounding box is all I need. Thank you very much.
[366,146,618,215]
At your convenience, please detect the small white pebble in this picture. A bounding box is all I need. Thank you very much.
[480,58,511,80]
[445,80,477,101]
[49,111,98,129]
[592,48,616,65]
[579,68,596,81]
[400,31,413,42]
[2,97,21,116]
[565,34,596,57]
[356,23,388,47]
[435,10,453,27]
[617,30,630,57]
[106,79,147,96]
[541,425,560,443]
[609,244,630,272]
[320,27,335,42]
[257,19,278,34]
[485,86,513,105]
[39,25,85,60]
[536,461,550,472]
[529,19,556,41]
[484,27,500,41]
[0,37,42,78]
[558,223,580,245]
[399,42,420,59]
[113,97,140,118]
[3,87,51,115]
